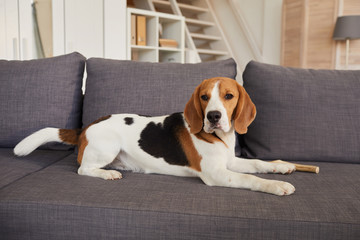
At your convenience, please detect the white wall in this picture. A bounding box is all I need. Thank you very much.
[210,0,283,72]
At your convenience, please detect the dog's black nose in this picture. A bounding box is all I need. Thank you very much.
[207,111,222,123]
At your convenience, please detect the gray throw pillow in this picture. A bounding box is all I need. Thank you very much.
[0,52,86,148]
[83,58,237,126]
[239,61,360,163]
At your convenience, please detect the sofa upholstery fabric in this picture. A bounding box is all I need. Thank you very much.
[82,58,237,126]
[0,52,85,148]
[240,61,360,163]
[1,153,359,239]
[0,149,72,189]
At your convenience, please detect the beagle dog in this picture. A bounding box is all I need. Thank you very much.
[14,77,296,196]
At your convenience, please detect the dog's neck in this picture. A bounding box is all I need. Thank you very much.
[213,127,236,149]
[194,127,236,150]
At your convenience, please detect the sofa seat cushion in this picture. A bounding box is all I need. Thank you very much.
[1,155,359,239]
[240,61,360,163]
[0,52,85,149]
[83,58,237,126]
[0,149,73,189]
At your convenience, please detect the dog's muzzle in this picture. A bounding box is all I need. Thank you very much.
[207,111,222,130]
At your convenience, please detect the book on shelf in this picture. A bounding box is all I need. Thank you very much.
[159,39,178,48]
[131,14,136,45]
[136,15,146,46]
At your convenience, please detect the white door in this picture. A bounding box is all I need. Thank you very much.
[52,0,127,59]
[0,0,35,60]
[0,0,18,59]
[18,0,35,60]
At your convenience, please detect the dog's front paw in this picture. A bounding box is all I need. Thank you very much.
[102,170,123,180]
[272,161,296,174]
[264,180,295,196]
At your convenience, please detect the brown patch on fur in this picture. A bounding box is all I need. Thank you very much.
[90,115,111,125]
[184,79,217,134]
[233,85,256,134]
[77,115,112,164]
[77,132,88,165]
[59,129,81,145]
[184,85,205,134]
[177,126,202,171]
[195,130,228,148]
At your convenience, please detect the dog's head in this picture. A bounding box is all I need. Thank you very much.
[184,77,256,135]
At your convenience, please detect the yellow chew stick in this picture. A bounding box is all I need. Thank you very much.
[271,160,320,174]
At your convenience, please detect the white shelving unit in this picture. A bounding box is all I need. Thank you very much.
[142,0,233,63]
[127,8,185,63]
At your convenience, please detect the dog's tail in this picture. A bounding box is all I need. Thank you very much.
[14,128,81,156]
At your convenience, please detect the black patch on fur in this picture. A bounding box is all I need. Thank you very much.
[124,117,134,125]
[138,112,189,167]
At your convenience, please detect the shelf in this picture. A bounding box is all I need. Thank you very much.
[177,3,209,13]
[152,0,171,8]
[152,0,208,13]
[131,45,157,50]
[190,33,221,41]
[159,47,182,52]
[131,45,181,52]
[197,48,228,56]
[185,18,215,27]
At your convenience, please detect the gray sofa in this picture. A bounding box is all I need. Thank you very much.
[1,53,359,239]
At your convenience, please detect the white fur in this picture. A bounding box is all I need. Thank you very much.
[14,128,60,156]
[14,82,296,196]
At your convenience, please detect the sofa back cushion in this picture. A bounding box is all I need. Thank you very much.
[240,61,360,163]
[83,58,237,126]
[0,52,85,148]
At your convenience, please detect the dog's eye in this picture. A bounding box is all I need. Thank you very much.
[201,95,209,101]
[225,94,233,100]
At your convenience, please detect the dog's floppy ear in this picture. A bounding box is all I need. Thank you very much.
[233,83,256,134]
[184,84,204,134]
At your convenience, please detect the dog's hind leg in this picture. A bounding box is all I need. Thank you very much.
[77,145,122,180]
